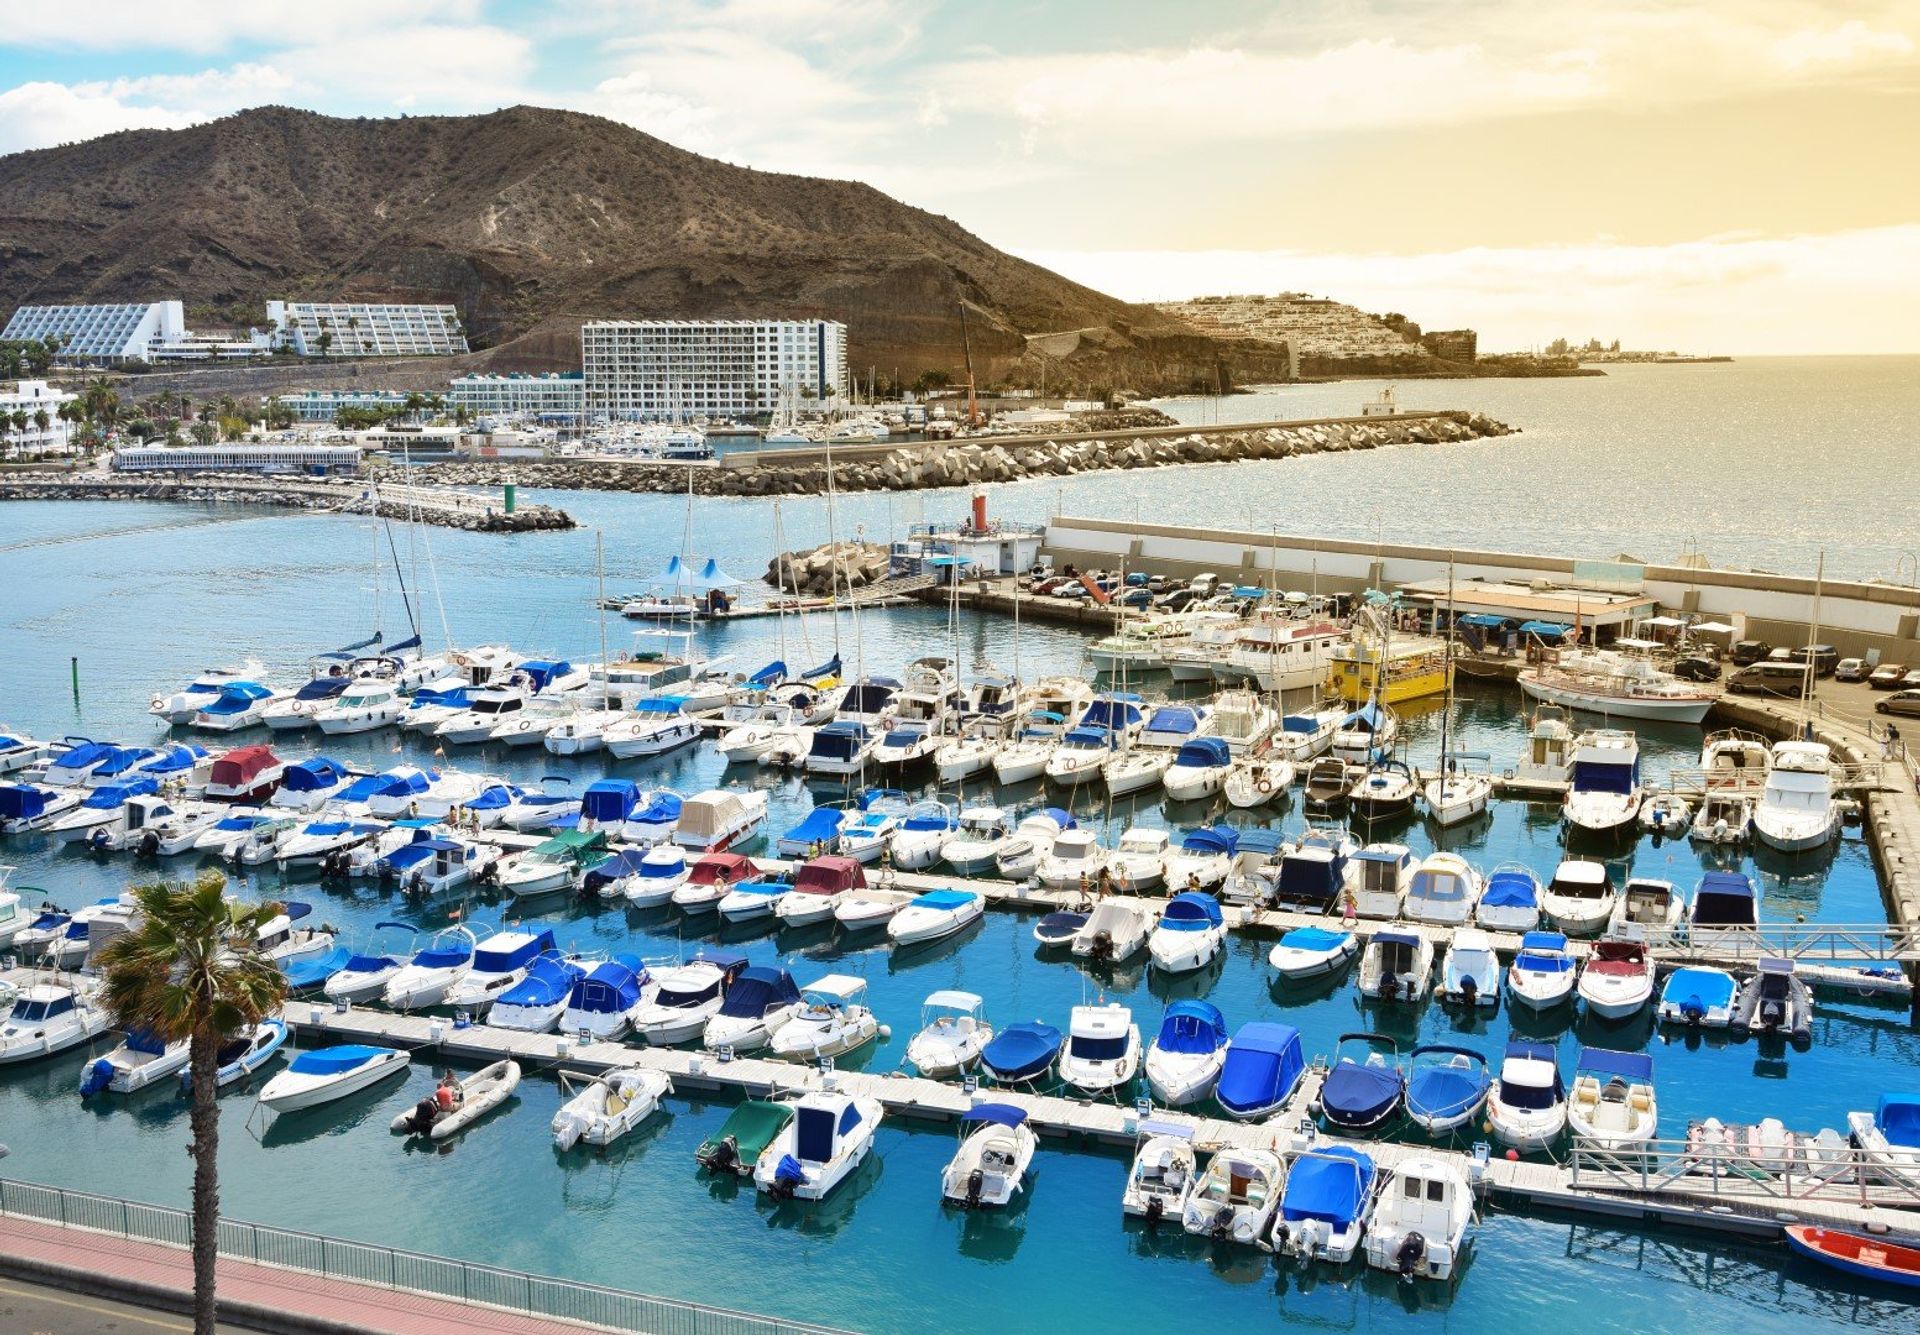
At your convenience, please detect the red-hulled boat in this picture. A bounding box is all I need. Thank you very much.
[1784,1224,1920,1289]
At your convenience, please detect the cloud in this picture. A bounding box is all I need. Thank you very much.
[0,2,483,54]
[0,64,294,153]
[1017,226,1920,355]
[1773,18,1915,68]
[267,25,533,112]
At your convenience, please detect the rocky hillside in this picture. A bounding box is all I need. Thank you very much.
[0,105,1274,390]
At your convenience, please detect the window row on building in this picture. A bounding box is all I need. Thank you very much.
[581,319,847,420]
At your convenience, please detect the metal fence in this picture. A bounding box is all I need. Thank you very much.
[1568,1137,1920,1211]
[0,1178,851,1335]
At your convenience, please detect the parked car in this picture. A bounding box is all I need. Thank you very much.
[1727,662,1815,697]
[1119,589,1152,609]
[1055,583,1089,599]
[1031,577,1068,596]
[1834,658,1867,682]
[1790,644,1841,677]
[1906,668,1920,689]
[1187,573,1220,597]
[1766,647,1795,664]
[1730,640,1770,666]
[1870,663,1910,690]
[1876,690,1920,718]
[1125,572,1150,588]
[1673,656,1721,682]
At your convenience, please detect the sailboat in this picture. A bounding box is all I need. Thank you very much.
[1423,560,1492,826]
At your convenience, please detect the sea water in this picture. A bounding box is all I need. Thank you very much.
[0,357,1914,1330]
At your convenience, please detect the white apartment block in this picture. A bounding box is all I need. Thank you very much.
[270,390,413,422]
[448,372,585,417]
[0,379,77,453]
[266,301,469,358]
[2,300,187,364]
[581,318,848,420]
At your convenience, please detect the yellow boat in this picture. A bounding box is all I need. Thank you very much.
[1328,637,1452,705]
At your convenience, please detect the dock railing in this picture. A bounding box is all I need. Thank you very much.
[1621,921,1920,965]
[0,1178,850,1335]
[1568,1137,1920,1211]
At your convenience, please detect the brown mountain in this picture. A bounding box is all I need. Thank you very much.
[0,104,1281,390]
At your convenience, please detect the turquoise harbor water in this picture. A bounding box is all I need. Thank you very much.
[0,357,1916,1331]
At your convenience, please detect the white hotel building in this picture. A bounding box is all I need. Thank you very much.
[2,301,192,364]
[581,318,847,420]
[448,372,585,418]
[265,301,469,358]
[0,379,77,454]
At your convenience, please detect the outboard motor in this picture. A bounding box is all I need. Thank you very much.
[697,1134,739,1174]
[1458,975,1478,1007]
[1143,1195,1165,1227]
[1090,930,1114,964]
[138,830,160,858]
[1758,996,1785,1030]
[79,1058,116,1099]
[407,1096,440,1135]
[965,1168,985,1209]
[1396,1231,1427,1281]
[1380,974,1400,1003]
[1210,1206,1233,1242]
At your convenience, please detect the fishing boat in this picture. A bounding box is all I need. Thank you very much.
[1566,1048,1657,1148]
[888,889,984,946]
[1144,1001,1229,1105]
[1404,851,1482,925]
[1071,898,1154,964]
[1488,1041,1566,1149]
[695,1099,794,1177]
[1268,926,1359,981]
[1612,877,1685,937]
[1784,1225,1920,1291]
[1846,1094,1920,1170]
[1362,1155,1474,1280]
[382,927,477,1010]
[630,949,749,1044]
[1436,929,1500,1008]
[769,975,879,1062]
[1358,927,1433,1002]
[1562,730,1643,836]
[559,956,650,1040]
[322,922,418,1004]
[1690,791,1754,846]
[1405,1046,1492,1134]
[753,1091,884,1201]
[672,788,767,854]
[1330,703,1398,766]
[391,1059,520,1140]
[906,991,992,1078]
[199,1018,288,1091]
[0,983,108,1064]
[550,1070,672,1151]
[256,1045,408,1113]
[1146,892,1227,973]
[702,966,803,1051]
[1730,957,1813,1046]
[980,1021,1064,1084]
[1475,863,1541,932]
[1657,966,1737,1029]
[1518,650,1714,724]
[1162,736,1234,803]
[1578,939,1654,1020]
[1122,1121,1198,1223]
[79,1028,189,1097]
[772,855,867,926]
[1506,932,1577,1010]
[1182,1147,1286,1248]
[940,1104,1035,1209]
[1753,741,1842,852]
[940,807,1014,875]
[1270,1146,1380,1264]
[1216,1021,1307,1120]
[1321,1032,1406,1132]
[1541,859,1617,936]
[671,851,758,912]
[1511,705,1576,788]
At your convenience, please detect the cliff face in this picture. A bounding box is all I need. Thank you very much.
[0,105,1231,388]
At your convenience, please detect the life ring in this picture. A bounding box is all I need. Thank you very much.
[1256,776,1272,795]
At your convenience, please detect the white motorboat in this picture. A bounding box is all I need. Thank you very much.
[1752,740,1842,852]
[433,686,534,745]
[0,783,81,835]
[0,983,107,1065]
[385,834,502,898]
[43,778,161,844]
[1488,1041,1566,1150]
[542,706,628,756]
[559,956,651,1040]
[769,974,879,1062]
[1146,892,1227,973]
[256,1045,409,1113]
[931,724,1002,785]
[1183,1148,1285,1249]
[1037,827,1107,891]
[150,669,248,724]
[1107,827,1169,893]
[670,851,756,912]
[1403,851,1482,925]
[1403,1048,1492,1137]
[550,1070,672,1150]
[870,722,940,771]
[1846,1095,1920,1171]
[491,692,597,749]
[994,808,1075,881]
[442,928,559,1014]
[390,1059,520,1140]
[1657,967,1738,1029]
[1542,860,1616,936]
[1162,826,1237,894]
[1566,1049,1657,1149]
[1357,929,1433,1002]
[498,784,582,833]
[399,684,472,734]
[604,697,704,759]
[804,721,877,777]
[269,757,354,812]
[614,845,694,907]
[991,715,1066,785]
[716,874,794,923]
[323,922,418,1005]
[1690,791,1754,846]
[1436,928,1499,1008]
[1100,746,1171,798]
[835,790,905,865]
[1162,736,1234,802]
[314,680,407,734]
[1143,1001,1228,1105]
[1047,723,1126,787]
[1611,877,1685,937]
[41,739,122,787]
[630,949,749,1044]
[1058,1002,1140,1093]
[491,955,591,1034]
[619,790,685,847]
[940,807,1014,875]
[1700,729,1773,785]
[772,855,867,926]
[1513,704,1574,787]
[888,889,984,946]
[1071,897,1154,964]
[940,1103,1036,1209]
[1223,756,1296,809]
[1271,707,1344,765]
[703,966,804,1052]
[672,788,767,854]
[1270,1144,1382,1265]
[255,902,335,968]
[1349,843,1412,919]
[1122,1121,1199,1222]
[1562,729,1643,835]
[498,831,612,899]
[1362,1154,1475,1280]
[1476,863,1541,932]
[382,928,477,1010]
[752,1091,883,1201]
[274,817,385,870]
[1639,793,1691,837]
[202,1018,289,1091]
[1506,932,1577,1010]
[1268,926,1358,980]
[363,768,493,821]
[1423,765,1492,827]
[718,704,808,764]
[906,990,992,1078]
[0,729,45,775]
[888,798,960,871]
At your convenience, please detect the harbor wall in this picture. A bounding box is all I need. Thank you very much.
[1041,517,1920,659]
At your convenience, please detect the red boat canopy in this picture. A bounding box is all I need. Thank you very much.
[686,852,756,885]
[794,855,866,895]
[210,745,280,787]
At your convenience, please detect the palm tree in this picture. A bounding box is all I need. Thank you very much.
[33,407,50,442]
[97,874,287,1335]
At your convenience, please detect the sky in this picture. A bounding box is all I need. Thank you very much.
[2,1,1917,354]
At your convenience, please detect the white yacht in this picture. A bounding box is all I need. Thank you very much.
[1752,740,1841,852]
[940,1104,1036,1209]
[1520,649,1714,724]
[603,698,703,759]
[1223,619,1345,693]
[1058,1002,1141,1093]
[1362,1155,1475,1281]
[1562,729,1643,835]
[314,680,406,734]
[905,991,992,1078]
[1541,859,1616,936]
[752,1091,883,1201]
[1512,704,1575,787]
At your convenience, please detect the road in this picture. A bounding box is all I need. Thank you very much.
[0,1277,243,1335]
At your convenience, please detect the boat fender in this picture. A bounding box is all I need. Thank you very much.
[1396,1232,1427,1280]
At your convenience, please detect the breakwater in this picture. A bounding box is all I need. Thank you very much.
[0,472,575,532]
[396,410,1516,497]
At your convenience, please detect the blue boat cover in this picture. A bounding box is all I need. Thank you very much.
[1040,807,1077,830]
[1578,1048,1653,1082]
[1693,871,1756,922]
[908,890,976,910]
[1520,930,1569,953]
[1406,1047,1490,1122]
[782,808,844,844]
[409,686,468,708]
[802,654,842,681]
[282,946,351,990]
[963,1103,1028,1127]
[92,746,157,776]
[1173,737,1232,768]
[881,727,927,747]
[411,943,472,969]
[0,785,52,820]
[1144,706,1202,737]
[635,696,689,714]
[342,951,401,974]
[519,660,574,691]
[1281,714,1323,734]
[1279,926,1351,953]
[1082,696,1143,730]
[1179,825,1238,855]
[466,785,516,812]
[1482,870,1539,908]
[292,677,349,702]
[746,661,785,688]
[371,769,434,798]
[1573,756,1637,794]
[472,928,556,974]
[332,773,386,803]
[630,792,682,826]
[568,957,645,1014]
[1235,828,1287,857]
[857,786,905,810]
[980,1022,1063,1080]
[581,779,640,823]
[1061,725,1117,750]
[283,757,347,792]
[718,967,801,1017]
[287,1045,389,1076]
[901,805,956,832]
[1276,853,1343,906]
[1457,614,1508,628]
[1518,621,1571,637]
[204,682,274,712]
[140,744,207,775]
[1877,1095,1920,1148]
[381,843,435,871]
[1322,1053,1404,1125]
[1216,1023,1306,1115]
[1341,702,1386,731]
[1506,1040,1557,1063]
[1154,1001,1227,1055]
[1280,1147,1376,1227]
[1662,968,1735,1014]
[83,778,159,807]
[499,954,585,1007]
[1161,892,1224,930]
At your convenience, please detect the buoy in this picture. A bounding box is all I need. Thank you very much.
[877,1025,893,1040]
[1505,1149,1520,1162]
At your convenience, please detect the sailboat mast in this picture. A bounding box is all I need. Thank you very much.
[1439,557,1455,768]
[824,439,842,658]
[773,498,790,668]
[596,529,610,689]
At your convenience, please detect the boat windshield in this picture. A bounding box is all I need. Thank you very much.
[656,980,722,1008]
[1500,1079,1559,1110]
[1070,1034,1129,1061]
